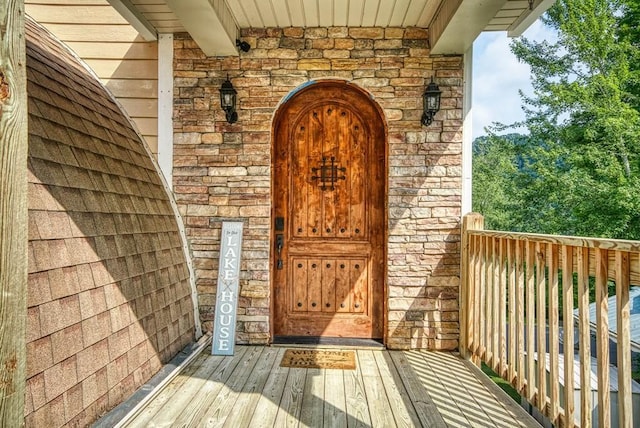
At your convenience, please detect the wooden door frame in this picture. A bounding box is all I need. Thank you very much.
[269,79,389,344]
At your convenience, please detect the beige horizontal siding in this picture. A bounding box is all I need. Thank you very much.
[130,117,159,137]
[84,59,158,79]
[23,4,129,24]
[31,22,143,41]
[65,41,158,59]
[25,0,159,156]
[118,98,159,118]
[103,78,158,98]
[144,136,159,153]
[28,0,106,4]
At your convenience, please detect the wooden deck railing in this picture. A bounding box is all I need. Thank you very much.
[460,213,640,428]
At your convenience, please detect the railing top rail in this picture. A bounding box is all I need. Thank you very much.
[467,229,640,253]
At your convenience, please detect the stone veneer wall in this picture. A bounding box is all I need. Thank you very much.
[25,18,195,426]
[173,27,462,350]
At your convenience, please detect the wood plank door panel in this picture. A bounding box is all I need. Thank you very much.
[273,81,385,339]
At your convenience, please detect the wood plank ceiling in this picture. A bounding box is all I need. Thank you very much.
[130,0,537,32]
[226,0,440,28]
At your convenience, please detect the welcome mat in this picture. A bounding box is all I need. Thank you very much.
[280,349,356,370]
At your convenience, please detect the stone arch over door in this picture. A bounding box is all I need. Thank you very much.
[271,80,387,341]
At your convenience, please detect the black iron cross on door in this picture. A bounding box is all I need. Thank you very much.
[311,156,346,191]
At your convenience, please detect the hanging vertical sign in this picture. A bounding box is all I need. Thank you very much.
[212,221,243,355]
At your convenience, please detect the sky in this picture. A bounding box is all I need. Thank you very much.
[472,20,558,140]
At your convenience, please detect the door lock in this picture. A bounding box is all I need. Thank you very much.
[275,217,285,231]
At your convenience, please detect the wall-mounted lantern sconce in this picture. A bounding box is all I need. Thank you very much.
[421,77,441,127]
[220,75,238,124]
[236,39,251,52]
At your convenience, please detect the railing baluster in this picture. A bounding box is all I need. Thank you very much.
[548,243,560,425]
[516,240,525,393]
[492,237,500,370]
[526,240,536,403]
[536,242,547,412]
[472,234,482,359]
[562,245,575,428]
[577,247,592,428]
[499,238,507,377]
[615,251,632,428]
[508,239,517,384]
[595,248,610,428]
[487,236,495,366]
[480,235,487,361]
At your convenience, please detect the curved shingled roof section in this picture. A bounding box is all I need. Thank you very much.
[25,17,195,427]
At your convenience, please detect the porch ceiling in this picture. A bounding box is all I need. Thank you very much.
[114,0,554,55]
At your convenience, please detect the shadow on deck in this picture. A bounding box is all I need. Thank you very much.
[96,344,540,427]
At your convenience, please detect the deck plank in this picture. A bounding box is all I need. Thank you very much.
[128,350,234,427]
[421,351,530,428]
[199,346,265,427]
[459,356,539,428]
[374,351,422,427]
[323,369,347,428]
[160,347,249,427]
[248,354,290,428]
[122,351,210,426]
[387,351,448,428]
[273,367,306,427]
[222,347,283,427]
[357,350,397,427]
[299,368,324,427]
[405,350,492,427]
[343,351,372,428]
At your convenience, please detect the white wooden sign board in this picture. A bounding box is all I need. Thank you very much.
[212,221,243,355]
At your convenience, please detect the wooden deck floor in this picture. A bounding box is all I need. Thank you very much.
[119,346,540,428]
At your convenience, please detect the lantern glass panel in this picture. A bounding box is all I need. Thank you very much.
[426,95,439,111]
[222,93,235,108]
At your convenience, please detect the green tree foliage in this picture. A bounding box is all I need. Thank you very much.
[618,0,640,110]
[472,134,525,231]
[474,0,640,240]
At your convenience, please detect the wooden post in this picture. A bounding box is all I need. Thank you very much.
[0,0,28,426]
[460,213,483,361]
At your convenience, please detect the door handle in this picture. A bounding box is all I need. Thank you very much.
[276,234,284,269]
[276,234,284,255]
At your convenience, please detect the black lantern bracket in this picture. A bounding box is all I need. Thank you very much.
[236,39,251,52]
[421,77,441,127]
[220,75,238,124]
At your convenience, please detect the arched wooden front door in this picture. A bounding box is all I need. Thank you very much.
[272,81,385,339]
